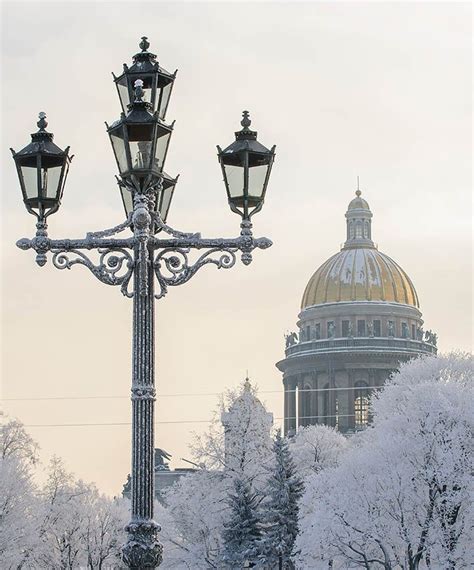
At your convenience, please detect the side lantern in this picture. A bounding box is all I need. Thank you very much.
[217,111,275,221]
[11,113,71,219]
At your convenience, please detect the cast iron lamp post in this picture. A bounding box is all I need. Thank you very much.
[11,37,275,569]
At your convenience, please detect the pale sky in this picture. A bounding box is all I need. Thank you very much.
[1,1,472,496]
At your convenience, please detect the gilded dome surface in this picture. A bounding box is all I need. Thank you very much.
[301,248,419,308]
[301,190,419,309]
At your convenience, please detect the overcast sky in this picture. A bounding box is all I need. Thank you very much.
[1,1,471,496]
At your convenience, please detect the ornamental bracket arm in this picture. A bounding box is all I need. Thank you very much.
[16,214,272,299]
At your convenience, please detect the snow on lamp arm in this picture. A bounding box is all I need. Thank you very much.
[12,37,274,570]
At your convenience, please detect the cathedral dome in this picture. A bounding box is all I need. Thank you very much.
[301,247,419,308]
[301,190,419,309]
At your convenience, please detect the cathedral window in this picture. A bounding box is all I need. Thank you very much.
[315,323,321,340]
[387,320,395,337]
[401,322,409,339]
[412,324,416,340]
[355,221,363,238]
[342,320,350,337]
[357,320,366,336]
[354,381,369,428]
[364,220,370,238]
[349,221,354,239]
[327,321,335,338]
[373,319,381,337]
[306,326,311,341]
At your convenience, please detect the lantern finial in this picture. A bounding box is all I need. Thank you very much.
[241,110,251,130]
[134,79,144,102]
[139,36,150,52]
[37,112,48,131]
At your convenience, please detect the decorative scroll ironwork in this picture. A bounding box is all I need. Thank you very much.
[151,211,201,240]
[16,192,272,301]
[86,212,133,239]
[153,247,238,299]
[52,247,135,297]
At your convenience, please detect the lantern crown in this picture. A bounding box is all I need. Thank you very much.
[222,111,273,157]
[126,37,158,74]
[113,36,176,120]
[235,110,257,141]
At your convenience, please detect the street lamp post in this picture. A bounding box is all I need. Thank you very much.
[10,38,275,569]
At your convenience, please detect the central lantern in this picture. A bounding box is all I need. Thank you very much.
[107,38,178,227]
[107,79,173,189]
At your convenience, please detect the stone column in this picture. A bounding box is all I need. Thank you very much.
[348,369,355,431]
[297,376,305,428]
[285,378,297,434]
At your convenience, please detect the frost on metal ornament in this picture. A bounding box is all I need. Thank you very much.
[16,187,272,300]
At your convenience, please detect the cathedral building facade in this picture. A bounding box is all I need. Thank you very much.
[277,190,437,435]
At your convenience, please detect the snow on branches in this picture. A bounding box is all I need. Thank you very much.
[295,353,474,570]
[0,415,129,569]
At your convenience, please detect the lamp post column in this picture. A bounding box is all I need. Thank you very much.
[122,197,163,569]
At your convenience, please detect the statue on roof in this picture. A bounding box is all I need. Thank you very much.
[154,448,172,471]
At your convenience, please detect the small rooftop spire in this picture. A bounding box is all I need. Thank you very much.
[243,373,251,391]
[356,176,361,197]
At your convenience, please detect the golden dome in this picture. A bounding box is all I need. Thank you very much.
[301,247,419,309]
[301,190,419,309]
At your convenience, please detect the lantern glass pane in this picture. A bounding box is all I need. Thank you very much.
[110,132,129,174]
[21,165,39,199]
[45,166,62,199]
[120,185,134,217]
[224,164,244,198]
[248,164,268,199]
[117,79,130,111]
[154,132,170,170]
[159,83,172,119]
[160,185,173,221]
[140,75,154,106]
[130,141,153,170]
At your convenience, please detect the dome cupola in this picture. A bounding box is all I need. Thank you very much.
[344,185,374,248]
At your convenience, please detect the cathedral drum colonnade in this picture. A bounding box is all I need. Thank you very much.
[277,190,437,434]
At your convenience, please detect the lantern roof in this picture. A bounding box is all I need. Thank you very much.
[220,111,273,157]
[117,37,175,82]
[13,113,66,160]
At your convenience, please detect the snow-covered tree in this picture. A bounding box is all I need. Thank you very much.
[159,470,228,569]
[288,424,348,478]
[161,380,275,568]
[191,379,274,487]
[221,477,262,568]
[0,416,39,568]
[81,489,129,569]
[295,353,474,569]
[0,415,129,569]
[259,431,304,570]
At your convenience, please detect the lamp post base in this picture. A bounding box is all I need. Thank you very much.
[122,520,163,569]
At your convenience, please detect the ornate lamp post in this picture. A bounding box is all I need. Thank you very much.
[11,38,274,569]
